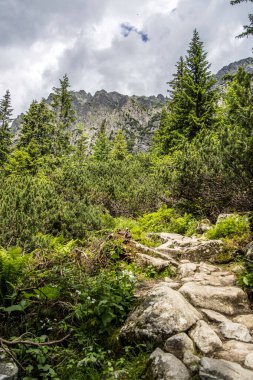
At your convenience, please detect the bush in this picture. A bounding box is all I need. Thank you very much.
[206,214,251,241]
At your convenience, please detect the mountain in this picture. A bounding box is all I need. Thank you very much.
[11,57,253,152]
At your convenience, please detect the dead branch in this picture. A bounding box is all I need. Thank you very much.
[0,333,71,347]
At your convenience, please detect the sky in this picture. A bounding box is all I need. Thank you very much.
[0,0,252,116]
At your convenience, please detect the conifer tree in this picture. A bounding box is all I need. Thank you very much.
[0,90,13,164]
[18,99,54,161]
[93,121,111,161]
[111,130,128,160]
[155,30,217,154]
[51,74,76,154]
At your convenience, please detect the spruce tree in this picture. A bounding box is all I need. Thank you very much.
[155,30,217,154]
[18,99,54,161]
[0,90,13,164]
[111,130,128,160]
[51,74,76,154]
[93,121,111,161]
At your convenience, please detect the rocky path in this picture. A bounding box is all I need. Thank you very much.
[121,233,253,380]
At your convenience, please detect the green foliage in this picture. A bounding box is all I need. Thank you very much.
[0,90,13,164]
[111,129,129,160]
[0,246,30,300]
[206,214,251,240]
[138,207,197,235]
[93,121,111,161]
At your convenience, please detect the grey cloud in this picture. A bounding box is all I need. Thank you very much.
[0,0,252,115]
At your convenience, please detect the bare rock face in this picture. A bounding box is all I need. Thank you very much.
[189,320,222,354]
[146,348,190,380]
[217,340,253,364]
[219,321,252,342]
[179,283,250,315]
[164,333,194,359]
[0,362,18,380]
[199,357,253,380]
[120,283,201,343]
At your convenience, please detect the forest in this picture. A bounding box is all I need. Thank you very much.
[0,1,253,379]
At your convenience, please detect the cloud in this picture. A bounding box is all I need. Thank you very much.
[0,0,252,116]
[121,23,150,42]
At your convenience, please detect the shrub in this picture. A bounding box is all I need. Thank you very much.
[206,214,251,241]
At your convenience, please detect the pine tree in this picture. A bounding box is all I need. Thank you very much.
[93,121,111,161]
[155,30,217,154]
[0,90,13,164]
[111,130,128,160]
[18,99,54,160]
[51,74,76,154]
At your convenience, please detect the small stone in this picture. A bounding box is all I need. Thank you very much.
[245,352,253,370]
[233,315,253,331]
[199,357,253,380]
[164,333,194,359]
[189,320,222,354]
[146,348,190,380]
[201,309,229,323]
[178,263,197,278]
[219,321,252,342]
[183,351,200,373]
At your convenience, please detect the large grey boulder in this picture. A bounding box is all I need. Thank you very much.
[179,282,250,315]
[164,333,194,359]
[146,348,190,380]
[219,320,252,342]
[120,283,201,343]
[199,357,253,380]
[217,340,253,364]
[0,362,18,380]
[189,320,222,354]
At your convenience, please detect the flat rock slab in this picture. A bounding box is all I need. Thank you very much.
[233,315,253,331]
[201,309,229,323]
[217,340,253,364]
[179,282,250,315]
[120,283,201,343]
[189,320,222,354]
[219,320,252,342]
[181,273,235,287]
[135,252,170,272]
[199,357,253,380]
[146,348,190,380]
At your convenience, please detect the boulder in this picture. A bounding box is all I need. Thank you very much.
[182,351,201,373]
[164,333,194,359]
[217,340,253,364]
[120,283,201,343]
[0,362,18,380]
[180,272,235,287]
[146,348,190,380]
[219,321,252,342]
[178,263,197,278]
[189,320,222,354]
[199,357,253,380]
[233,315,253,331]
[179,282,250,315]
[245,352,253,370]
